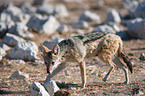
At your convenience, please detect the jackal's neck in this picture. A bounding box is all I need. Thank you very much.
[57,38,74,56]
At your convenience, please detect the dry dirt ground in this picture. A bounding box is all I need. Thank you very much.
[0,0,145,96]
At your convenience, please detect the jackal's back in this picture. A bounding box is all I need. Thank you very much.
[75,31,111,44]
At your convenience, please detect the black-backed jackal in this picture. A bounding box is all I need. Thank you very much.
[41,32,133,88]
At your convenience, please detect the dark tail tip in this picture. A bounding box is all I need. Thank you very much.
[121,52,133,73]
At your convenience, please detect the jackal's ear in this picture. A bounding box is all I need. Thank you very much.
[52,44,60,56]
[41,44,51,54]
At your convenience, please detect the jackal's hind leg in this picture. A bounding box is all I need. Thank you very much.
[113,56,129,84]
[122,68,129,84]
[79,61,86,88]
[102,65,115,82]
[98,54,116,82]
[46,63,67,81]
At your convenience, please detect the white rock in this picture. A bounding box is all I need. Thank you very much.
[79,10,101,24]
[35,60,44,64]
[127,18,145,39]
[93,73,98,76]
[129,1,145,18]
[27,14,43,32]
[72,20,89,29]
[2,5,24,22]
[18,2,36,14]
[8,59,25,64]
[123,0,139,9]
[43,16,60,34]
[8,41,38,61]
[57,24,69,33]
[2,33,26,47]
[9,71,29,79]
[27,15,60,34]
[4,5,22,17]
[0,12,12,22]
[2,4,30,24]
[0,43,11,51]
[106,9,121,23]
[0,21,15,37]
[21,14,31,25]
[9,22,34,38]
[37,4,54,15]
[94,24,116,34]
[44,80,60,96]
[65,70,71,76]
[5,21,15,29]
[0,22,8,38]
[30,82,50,96]
[0,47,6,60]
[0,22,7,31]
[53,4,69,17]
[109,23,120,32]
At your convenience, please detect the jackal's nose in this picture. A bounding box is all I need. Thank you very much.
[47,70,50,74]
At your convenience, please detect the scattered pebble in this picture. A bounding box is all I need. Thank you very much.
[139,53,145,61]
[44,80,60,96]
[35,60,44,64]
[93,73,98,76]
[0,47,6,60]
[72,20,89,29]
[65,70,71,76]
[79,10,101,24]
[105,9,121,23]
[0,43,11,51]
[9,71,29,79]
[2,33,26,47]
[30,82,50,96]
[8,59,25,64]
[57,24,69,33]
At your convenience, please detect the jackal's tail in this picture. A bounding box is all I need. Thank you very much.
[118,41,133,73]
[120,52,133,73]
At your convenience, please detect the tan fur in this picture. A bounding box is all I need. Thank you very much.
[42,33,133,88]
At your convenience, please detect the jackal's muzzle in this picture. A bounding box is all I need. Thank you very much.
[47,63,52,74]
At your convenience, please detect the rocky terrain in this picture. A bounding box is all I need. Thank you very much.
[0,0,145,95]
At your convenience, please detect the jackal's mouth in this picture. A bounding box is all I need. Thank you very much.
[47,69,53,75]
[47,69,52,75]
[47,70,50,74]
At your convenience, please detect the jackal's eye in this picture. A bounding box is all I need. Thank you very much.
[52,62,54,65]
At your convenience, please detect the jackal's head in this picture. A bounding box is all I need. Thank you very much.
[41,44,61,74]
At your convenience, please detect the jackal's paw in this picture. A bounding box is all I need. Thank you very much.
[123,81,129,84]
[102,78,107,82]
[81,84,86,89]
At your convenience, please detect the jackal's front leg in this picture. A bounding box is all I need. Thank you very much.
[79,61,86,88]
